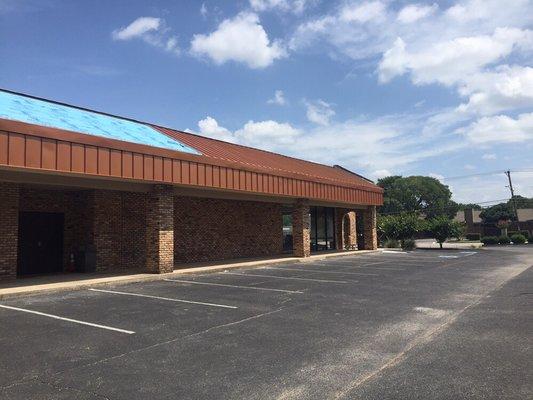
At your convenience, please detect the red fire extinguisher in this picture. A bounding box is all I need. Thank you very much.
[68,253,76,273]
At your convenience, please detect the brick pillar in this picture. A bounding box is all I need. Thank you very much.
[363,206,378,250]
[292,198,310,257]
[0,183,19,281]
[335,208,345,251]
[146,185,174,273]
[347,211,357,250]
[335,209,357,250]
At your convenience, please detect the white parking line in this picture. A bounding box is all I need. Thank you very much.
[89,288,237,309]
[164,278,304,294]
[265,267,379,276]
[224,272,350,284]
[0,304,135,334]
[317,263,405,271]
[316,260,391,268]
[354,266,405,271]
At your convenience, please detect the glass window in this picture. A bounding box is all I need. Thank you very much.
[282,213,293,253]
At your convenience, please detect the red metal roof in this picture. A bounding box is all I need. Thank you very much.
[155,126,379,191]
[0,90,383,206]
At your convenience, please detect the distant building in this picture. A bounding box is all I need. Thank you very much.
[455,208,533,237]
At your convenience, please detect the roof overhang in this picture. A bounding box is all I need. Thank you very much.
[0,118,383,206]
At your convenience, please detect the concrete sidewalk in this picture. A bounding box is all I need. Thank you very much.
[0,250,376,299]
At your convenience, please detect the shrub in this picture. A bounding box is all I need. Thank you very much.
[465,233,481,241]
[510,234,526,244]
[508,230,530,240]
[401,238,417,250]
[498,235,511,245]
[481,236,499,245]
[377,213,424,242]
[383,239,399,248]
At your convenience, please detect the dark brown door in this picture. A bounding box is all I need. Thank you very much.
[17,212,64,276]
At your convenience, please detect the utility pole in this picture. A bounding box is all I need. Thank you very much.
[505,170,520,229]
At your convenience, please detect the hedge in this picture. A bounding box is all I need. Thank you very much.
[481,236,499,245]
[508,230,530,240]
[465,233,481,241]
[498,235,511,244]
[510,234,527,244]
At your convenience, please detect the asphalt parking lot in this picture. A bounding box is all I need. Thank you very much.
[0,247,531,399]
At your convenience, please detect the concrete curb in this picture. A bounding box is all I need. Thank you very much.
[0,250,379,300]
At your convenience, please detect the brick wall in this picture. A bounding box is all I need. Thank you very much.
[16,186,147,273]
[174,196,283,263]
[0,183,19,281]
[86,190,147,272]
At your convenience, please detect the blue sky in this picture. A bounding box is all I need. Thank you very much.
[1,0,532,203]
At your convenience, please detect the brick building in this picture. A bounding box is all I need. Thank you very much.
[0,89,383,282]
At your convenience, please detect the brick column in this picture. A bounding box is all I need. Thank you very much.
[334,208,345,251]
[292,199,310,257]
[347,211,357,250]
[362,206,378,250]
[335,209,357,250]
[0,183,19,281]
[146,185,174,273]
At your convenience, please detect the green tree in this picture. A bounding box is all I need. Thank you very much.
[511,195,533,209]
[457,203,482,211]
[377,213,424,247]
[427,217,464,249]
[377,176,458,218]
[479,203,515,224]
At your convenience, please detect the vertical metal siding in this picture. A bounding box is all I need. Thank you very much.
[0,130,383,206]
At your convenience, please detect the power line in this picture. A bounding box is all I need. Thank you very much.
[439,168,533,181]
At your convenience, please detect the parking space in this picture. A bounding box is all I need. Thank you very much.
[1,247,531,399]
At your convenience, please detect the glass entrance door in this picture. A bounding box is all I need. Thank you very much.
[310,206,335,252]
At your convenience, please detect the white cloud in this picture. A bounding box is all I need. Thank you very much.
[305,99,335,126]
[482,153,497,160]
[378,28,532,85]
[457,65,533,115]
[249,0,310,14]
[373,169,392,179]
[267,90,287,105]
[340,1,386,24]
[192,112,467,174]
[200,3,207,17]
[235,120,302,147]
[190,12,286,69]
[458,112,533,144]
[194,117,301,149]
[429,173,445,181]
[197,116,237,143]
[112,17,179,56]
[397,3,438,24]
